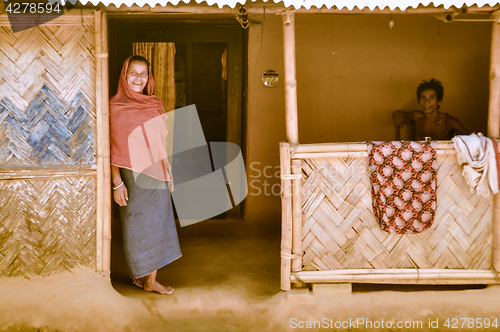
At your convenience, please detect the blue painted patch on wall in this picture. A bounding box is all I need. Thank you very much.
[0,84,96,166]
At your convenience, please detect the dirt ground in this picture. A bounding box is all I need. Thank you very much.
[1,219,500,332]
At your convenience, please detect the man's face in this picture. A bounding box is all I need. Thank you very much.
[419,89,441,114]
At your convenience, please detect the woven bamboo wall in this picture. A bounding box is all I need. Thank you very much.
[0,12,97,277]
[301,153,493,271]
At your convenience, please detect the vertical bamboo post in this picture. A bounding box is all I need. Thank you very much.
[101,11,112,276]
[291,159,303,273]
[489,13,500,273]
[282,9,299,145]
[94,10,103,274]
[488,14,500,138]
[280,142,293,290]
[281,8,299,289]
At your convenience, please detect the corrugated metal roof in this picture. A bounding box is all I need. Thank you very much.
[82,0,500,10]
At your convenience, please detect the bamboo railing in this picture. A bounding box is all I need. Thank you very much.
[280,141,500,289]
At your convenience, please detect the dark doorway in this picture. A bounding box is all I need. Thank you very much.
[175,42,228,142]
[108,19,245,220]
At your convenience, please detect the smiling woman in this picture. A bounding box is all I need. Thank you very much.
[109,55,181,295]
[126,59,149,93]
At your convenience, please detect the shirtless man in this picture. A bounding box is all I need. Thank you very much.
[392,78,471,140]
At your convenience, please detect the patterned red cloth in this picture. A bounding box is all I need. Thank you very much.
[367,141,438,234]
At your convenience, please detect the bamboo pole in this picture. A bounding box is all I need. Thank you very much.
[101,11,112,277]
[293,150,456,159]
[0,165,96,180]
[293,141,455,154]
[489,13,500,273]
[493,197,500,273]
[488,16,500,138]
[294,152,368,159]
[281,8,299,290]
[95,9,103,274]
[291,269,500,284]
[280,142,293,291]
[291,159,302,273]
[282,9,299,145]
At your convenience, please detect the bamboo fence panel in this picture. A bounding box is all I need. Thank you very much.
[297,144,494,276]
[0,13,98,277]
[0,175,97,277]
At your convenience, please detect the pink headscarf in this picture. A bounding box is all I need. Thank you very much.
[109,56,171,181]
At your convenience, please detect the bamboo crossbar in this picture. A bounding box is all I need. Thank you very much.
[0,10,94,26]
[291,269,500,284]
[289,141,498,159]
[0,165,97,180]
[293,141,455,153]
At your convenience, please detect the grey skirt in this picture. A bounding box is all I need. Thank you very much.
[118,168,181,278]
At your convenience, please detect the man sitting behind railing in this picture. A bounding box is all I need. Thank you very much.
[392,78,471,140]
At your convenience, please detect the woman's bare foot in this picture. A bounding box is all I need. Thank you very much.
[132,271,174,295]
[143,278,174,295]
[132,277,145,288]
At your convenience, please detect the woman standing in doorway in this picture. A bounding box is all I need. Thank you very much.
[109,55,181,295]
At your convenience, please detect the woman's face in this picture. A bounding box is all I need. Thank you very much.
[126,61,148,93]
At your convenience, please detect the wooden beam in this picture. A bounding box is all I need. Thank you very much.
[488,16,500,138]
[95,9,111,277]
[488,13,500,274]
[101,10,112,277]
[291,159,302,273]
[0,165,96,180]
[282,9,299,145]
[293,141,455,153]
[95,9,103,275]
[291,269,500,284]
[280,142,293,290]
[289,141,460,159]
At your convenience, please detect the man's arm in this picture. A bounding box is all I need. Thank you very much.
[447,115,471,135]
[392,110,416,128]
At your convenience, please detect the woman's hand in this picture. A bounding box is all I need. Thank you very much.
[168,169,174,192]
[114,185,128,206]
